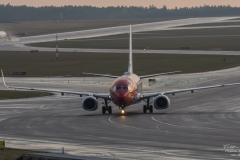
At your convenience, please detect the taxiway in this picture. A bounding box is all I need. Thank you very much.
[0,67,240,159]
[1,16,240,56]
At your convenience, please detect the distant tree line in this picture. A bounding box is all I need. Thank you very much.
[1,4,240,21]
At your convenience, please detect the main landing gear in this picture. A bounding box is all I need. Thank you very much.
[143,98,153,114]
[102,99,112,115]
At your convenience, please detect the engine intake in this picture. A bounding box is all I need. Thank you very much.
[82,96,98,111]
[154,95,170,110]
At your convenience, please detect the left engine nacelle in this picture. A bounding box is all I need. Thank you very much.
[82,96,98,111]
[154,95,170,110]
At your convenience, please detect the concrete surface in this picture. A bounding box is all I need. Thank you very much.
[0,66,240,159]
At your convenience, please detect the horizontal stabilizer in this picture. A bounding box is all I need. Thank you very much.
[139,71,181,79]
[82,72,119,78]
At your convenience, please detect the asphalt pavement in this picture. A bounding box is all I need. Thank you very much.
[0,67,240,159]
[1,16,240,159]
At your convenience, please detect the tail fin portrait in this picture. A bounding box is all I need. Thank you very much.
[128,24,133,74]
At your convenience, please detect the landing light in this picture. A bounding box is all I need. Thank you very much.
[121,110,125,114]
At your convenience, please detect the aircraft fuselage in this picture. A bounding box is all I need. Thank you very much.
[110,73,142,108]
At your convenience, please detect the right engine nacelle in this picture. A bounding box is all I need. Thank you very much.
[154,95,170,110]
[82,96,98,111]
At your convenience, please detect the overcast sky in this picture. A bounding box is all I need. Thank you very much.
[2,0,240,9]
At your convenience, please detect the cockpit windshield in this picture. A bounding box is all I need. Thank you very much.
[116,86,122,90]
[115,86,131,91]
[122,86,128,90]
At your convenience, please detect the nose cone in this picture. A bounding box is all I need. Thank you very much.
[115,90,128,98]
[110,76,137,107]
[113,90,132,107]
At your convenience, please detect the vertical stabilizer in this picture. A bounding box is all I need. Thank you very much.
[128,24,133,74]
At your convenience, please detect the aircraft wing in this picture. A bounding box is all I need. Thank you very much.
[139,71,181,79]
[141,83,240,99]
[1,69,110,100]
[82,72,119,78]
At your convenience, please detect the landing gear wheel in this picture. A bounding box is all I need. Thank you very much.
[149,105,153,113]
[143,105,147,113]
[108,106,112,114]
[102,106,106,114]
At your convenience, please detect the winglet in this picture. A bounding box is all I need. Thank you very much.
[1,69,7,87]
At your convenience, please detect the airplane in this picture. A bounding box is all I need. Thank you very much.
[0,31,6,39]
[0,31,7,41]
[1,25,240,115]
[0,31,12,41]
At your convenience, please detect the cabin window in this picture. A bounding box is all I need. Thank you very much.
[122,86,128,90]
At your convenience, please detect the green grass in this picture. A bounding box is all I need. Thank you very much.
[0,51,239,77]
[0,148,43,160]
[29,27,240,51]
[0,90,52,100]
[5,19,240,51]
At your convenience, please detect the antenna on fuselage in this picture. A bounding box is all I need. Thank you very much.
[127,24,133,75]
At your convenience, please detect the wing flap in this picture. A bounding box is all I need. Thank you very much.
[141,83,240,100]
[1,69,110,100]
[139,92,159,101]
[163,83,240,95]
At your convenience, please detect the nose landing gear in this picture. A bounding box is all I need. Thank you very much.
[119,106,125,116]
[121,109,125,115]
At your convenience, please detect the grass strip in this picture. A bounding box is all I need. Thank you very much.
[0,90,51,100]
[0,51,239,77]
[0,148,44,160]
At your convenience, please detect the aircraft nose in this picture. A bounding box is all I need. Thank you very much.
[115,90,128,98]
[113,90,132,106]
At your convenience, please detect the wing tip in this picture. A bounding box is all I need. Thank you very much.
[1,69,3,78]
[1,69,7,87]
